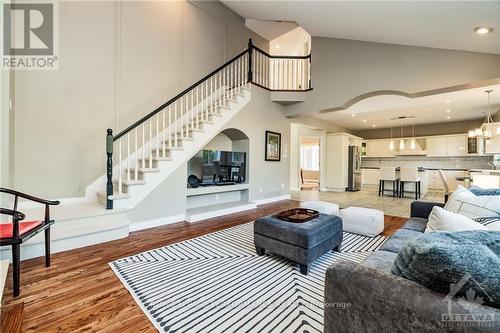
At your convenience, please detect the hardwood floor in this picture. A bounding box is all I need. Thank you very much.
[1,200,405,332]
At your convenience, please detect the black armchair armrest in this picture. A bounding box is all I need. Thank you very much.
[1,188,60,226]
[410,201,445,219]
[0,208,25,221]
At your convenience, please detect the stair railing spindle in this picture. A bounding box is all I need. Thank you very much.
[134,128,138,180]
[149,118,153,167]
[162,110,166,156]
[142,123,145,169]
[174,102,178,147]
[156,114,159,158]
[118,139,122,194]
[180,96,185,139]
[168,106,172,148]
[127,134,130,182]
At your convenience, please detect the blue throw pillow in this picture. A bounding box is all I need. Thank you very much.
[469,185,500,196]
[391,231,500,309]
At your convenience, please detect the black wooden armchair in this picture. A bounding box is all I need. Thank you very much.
[0,188,60,297]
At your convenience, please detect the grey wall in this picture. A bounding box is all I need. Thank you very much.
[11,0,267,198]
[354,119,484,140]
[286,37,500,117]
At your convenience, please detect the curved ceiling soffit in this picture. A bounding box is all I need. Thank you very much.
[221,128,250,141]
[287,77,500,118]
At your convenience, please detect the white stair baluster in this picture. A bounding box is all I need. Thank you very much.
[149,118,153,167]
[210,75,213,115]
[196,86,200,129]
[238,58,241,93]
[191,90,195,130]
[174,102,178,147]
[180,96,184,139]
[118,139,122,195]
[134,128,138,180]
[162,109,166,156]
[230,63,233,99]
[127,133,130,182]
[142,123,145,168]
[218,70,222,109]
[156,114,159,158]
[223,67,227,104]
[168,106,172,148]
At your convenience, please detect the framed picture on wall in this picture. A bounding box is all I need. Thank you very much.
[265,131,281,161]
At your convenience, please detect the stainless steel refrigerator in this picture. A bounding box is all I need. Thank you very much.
[346,146,361,192]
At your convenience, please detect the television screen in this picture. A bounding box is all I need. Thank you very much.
[188,150,246,185]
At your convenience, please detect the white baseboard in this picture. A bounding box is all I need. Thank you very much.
[129,214,186,232]
[253,194,292,205]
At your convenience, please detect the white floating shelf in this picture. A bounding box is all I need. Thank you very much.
[185,200,256,222]
[186,183,249,197]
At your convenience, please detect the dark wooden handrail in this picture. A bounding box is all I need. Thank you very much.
[252,45,311,59]
[113,49,249,141]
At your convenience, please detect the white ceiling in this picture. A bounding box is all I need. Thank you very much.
[245,19,298,41]
[223,1,500,55]
[314,84,500,130]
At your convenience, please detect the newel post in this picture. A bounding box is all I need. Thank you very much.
[106,128,114,209]
[247,38,253,83]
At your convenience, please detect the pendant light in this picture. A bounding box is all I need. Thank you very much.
[470,90,498,138]
[399,123,405,150]
[389,126,394,150]
[410,121,416,150]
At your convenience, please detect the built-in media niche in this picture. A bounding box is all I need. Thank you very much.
[187,150,246,187]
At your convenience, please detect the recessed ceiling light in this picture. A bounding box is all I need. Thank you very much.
[445,100,451,104]
[351,114,356,117]
[275,44,280,49]
[446,109,451,113]
[363,119,367,122]
[474,26,494,35]
[446,116,451,120]
[372,124,376,128]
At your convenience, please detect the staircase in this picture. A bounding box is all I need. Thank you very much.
[87,39,312,210]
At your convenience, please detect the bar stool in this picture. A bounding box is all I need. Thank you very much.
[438,169,452,203]
[378,166,398,197]
[399,167,420,200]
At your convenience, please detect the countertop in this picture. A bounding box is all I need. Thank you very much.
[360,167,469,171]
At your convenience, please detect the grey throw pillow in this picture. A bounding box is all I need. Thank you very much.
[391,231,500,309]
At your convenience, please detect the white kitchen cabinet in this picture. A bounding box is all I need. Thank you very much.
[364,140,394,158]
[361,169,380,186]
[427,170,443,190]
[427,170,466,191]
[427,135,467,157]
[485,136,500,154]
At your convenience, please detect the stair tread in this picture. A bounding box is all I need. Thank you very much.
[97,191,130,200]
[113,180,146,186]
[127,167,160,173]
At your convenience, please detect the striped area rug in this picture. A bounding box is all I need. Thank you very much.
[110,223,386,333]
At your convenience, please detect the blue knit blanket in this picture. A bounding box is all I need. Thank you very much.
[391,231,500,309]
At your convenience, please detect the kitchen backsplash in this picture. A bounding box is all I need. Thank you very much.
[361,155,495,170]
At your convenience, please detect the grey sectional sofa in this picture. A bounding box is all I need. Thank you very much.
[324,201,500,333]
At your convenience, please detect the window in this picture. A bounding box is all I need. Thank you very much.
[301,144,319,171]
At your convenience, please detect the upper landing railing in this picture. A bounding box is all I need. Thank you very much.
[105,39,312,209]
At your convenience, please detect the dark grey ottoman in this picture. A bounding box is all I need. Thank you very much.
[254,213,343,274]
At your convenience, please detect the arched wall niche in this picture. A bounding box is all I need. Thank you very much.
[188,128,250,184]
